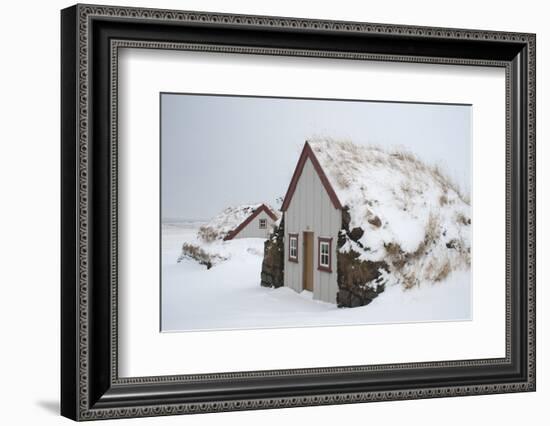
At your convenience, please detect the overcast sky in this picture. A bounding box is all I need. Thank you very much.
[161,93,471,221]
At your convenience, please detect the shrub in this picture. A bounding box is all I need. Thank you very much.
[178,243,226,269]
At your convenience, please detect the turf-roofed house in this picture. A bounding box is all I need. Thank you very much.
[198,203,279,242]
[261,139,472,308]
[178,204,279,271]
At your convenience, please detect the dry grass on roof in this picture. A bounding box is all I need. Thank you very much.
[309,137,470,206]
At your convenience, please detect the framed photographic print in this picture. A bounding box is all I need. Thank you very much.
[61,3,536,421]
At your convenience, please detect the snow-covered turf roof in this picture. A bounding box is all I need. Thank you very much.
[311,138,469,249]
[199,203,278,241]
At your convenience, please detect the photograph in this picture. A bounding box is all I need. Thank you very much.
[160,93,472,332]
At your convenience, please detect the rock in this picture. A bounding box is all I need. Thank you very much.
[337,289,351,307]
[342,207,351,231]
[350,294,363,308]
[261,271,272,285]
[446,239,458,249]
[349,227,364,242]
[337,230,347,249]
[368,215,382,228]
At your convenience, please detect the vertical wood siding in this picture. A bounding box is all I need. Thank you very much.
[284,158,341,303]
[233,210,277,239]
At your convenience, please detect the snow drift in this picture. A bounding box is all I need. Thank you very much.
[181,203,277,268]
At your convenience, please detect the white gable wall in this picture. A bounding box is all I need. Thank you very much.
[233,210,276,239]
[284,158,341,303]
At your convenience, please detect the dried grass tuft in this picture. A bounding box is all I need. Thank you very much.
[456,212,471,226]
[433,258,452,282]
[197,226,221,242]
[179,243,226,269]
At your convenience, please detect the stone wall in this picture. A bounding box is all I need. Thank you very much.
[336,207,388,308]
[260,218,285,288]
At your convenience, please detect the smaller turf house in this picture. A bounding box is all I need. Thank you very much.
[198,203,279,242]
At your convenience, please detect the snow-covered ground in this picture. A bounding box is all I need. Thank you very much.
[161,223,471,332]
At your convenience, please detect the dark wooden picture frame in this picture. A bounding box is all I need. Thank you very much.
[61,4,536,421]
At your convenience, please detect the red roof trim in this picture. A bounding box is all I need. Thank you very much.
[223,204,278,241]
[281,142,342,212]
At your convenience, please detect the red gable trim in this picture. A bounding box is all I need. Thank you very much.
[223,204,278,241]
[281,142,342,212]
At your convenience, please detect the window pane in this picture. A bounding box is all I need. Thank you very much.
[320,241,330,267]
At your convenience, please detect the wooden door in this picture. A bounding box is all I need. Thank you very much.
[303,232,314,291]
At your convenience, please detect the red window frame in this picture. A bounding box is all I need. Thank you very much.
[288,233,299,263]
[317,237,332,272]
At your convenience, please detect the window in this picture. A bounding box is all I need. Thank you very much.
[288,234,298,262]
[259,218,267,229]
[318,237,332,272]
